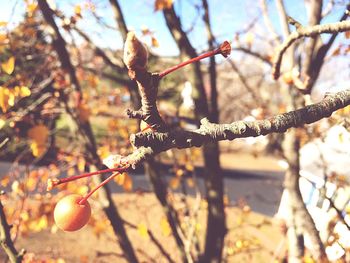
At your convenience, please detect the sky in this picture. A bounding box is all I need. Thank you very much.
[0,0,348,57]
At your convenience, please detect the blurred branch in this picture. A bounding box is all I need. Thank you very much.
[302,0,323,79]
[232,47,272,65]
[0,196,25,263]
[202,0,218,122]
[260,0,281,42]
[302,3,350,93]
[322,0,335,17]
[122,218,176,263]
[108,0,128,40]
[272,20,350,80]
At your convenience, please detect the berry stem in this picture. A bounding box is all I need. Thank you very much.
[158,41,231,78]
[78,170,126,205]
[47,166,130,191]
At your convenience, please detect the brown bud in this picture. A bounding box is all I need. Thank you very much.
[123,32,148,71]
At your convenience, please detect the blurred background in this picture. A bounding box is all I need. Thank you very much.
[0,0,350,262]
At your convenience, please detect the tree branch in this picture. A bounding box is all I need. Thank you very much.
[0,197,25,263]
[120,88,350,166]
[272,20,350,80]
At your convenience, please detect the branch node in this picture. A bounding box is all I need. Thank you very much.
[287,16,302,30]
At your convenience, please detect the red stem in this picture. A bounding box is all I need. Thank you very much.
[57,166,126,185]
[158,48,221,78]
[78,170,125,205]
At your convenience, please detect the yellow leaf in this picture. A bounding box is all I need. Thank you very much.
[151,36,159,47]
[176,169,184,177]
[122,173,133,192]
[0,118,5,129]
[74,5,82,16]
[26,3,37,14]
[185,163,194,171]
[303,255,315,263]
[186,178,194,188]
[169,177,180,189]
[0,176,10,187]
[235,240,243,249]
[114,172,126,185]
[77,157,86,172]
[19,86,31,97]
[25,176,37,191]
[77,185,88,195]
[98,146,110,159]
[0,21,8,27]
[30,141,46,157]
[137,223,149,239]
[12,180,24,195]
[160,217,171,236]
[0,87,10,112]
[0,34,8,44]
[154,0,173,11]
[1,56,15,75]
[67,167,76,176]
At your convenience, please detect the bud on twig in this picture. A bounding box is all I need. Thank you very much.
[123,32,148,72]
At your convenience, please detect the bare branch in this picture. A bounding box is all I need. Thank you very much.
[260,0,281,42]
[0,197,25,263]
[122,88,350,166]
[272,20,350,80]
[232,47,272,65]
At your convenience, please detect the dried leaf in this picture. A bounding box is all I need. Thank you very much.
[345,31,350,39]
[160,217,171,236]
[1,56,15,75]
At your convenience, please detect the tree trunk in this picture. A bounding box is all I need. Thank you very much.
[282,90,326,261]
